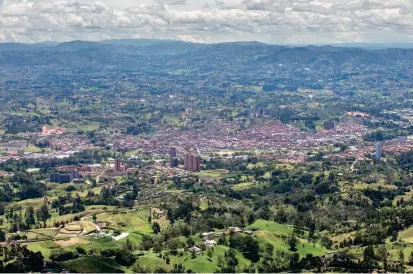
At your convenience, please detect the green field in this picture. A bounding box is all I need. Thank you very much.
[137,245,251,273]
[247,219,294,236]
[26,240,60,259]
[197,169,229,178]
[62,257,124,273]
[25,145,42,153]
[247,220,326,258]
[399,225,413,242]
[199,198,209,211]
[96,209,152,232]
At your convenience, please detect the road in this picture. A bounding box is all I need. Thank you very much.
[351,159,358,172]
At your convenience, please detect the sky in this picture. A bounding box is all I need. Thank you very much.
[0,0,413,44]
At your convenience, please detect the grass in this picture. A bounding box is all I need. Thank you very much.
[119,232,144,247]
[91,210,152,233]
[48,205,117,226]
[126,148,143,157]
[393,189,413,206]
[30,228,59,238]
[84,236,123,250]
[296,240,327,257]
[200,199,208,211]
[26,240,60,259]
[247,162,265,169]
[399,225,413,243]
[198,169,229,178]
[25,145,42,153]
[68,221,98,233]
[247,220,326,258]
[138,245,251,273]
[330,231,356,243]
[232,182,255,190]
[352,182,398,190]
[254,230,327,258]
[13,197,54,210]
[62,257,123,273]
[247,219,294,236]
[136,254,169,271]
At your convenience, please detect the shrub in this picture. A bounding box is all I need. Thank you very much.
[115,249,136,266]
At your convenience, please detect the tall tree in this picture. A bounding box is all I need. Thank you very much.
[25,206,36,229]
[36,204,50,227]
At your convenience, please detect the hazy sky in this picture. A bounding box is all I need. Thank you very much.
[0,0,413,43]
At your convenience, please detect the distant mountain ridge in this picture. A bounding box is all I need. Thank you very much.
[0,39,412,52]
[0,39,413,87]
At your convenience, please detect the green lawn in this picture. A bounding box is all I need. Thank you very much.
[85,236,123,250]
[197,169,229,178]
[25,145,42,153]
[119,232,144,247]
[399,225,413,242]
[62,257,123,273]
[95,209,152,232]
[248,220,326,258]
[138,245,251,273]
[247,219,294,236]
[232,182,255,190]
[200,199,208,211]
[136,253,169,271]
[26,240,60,259]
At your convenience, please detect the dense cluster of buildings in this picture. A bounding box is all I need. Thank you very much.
[41,125,65,136]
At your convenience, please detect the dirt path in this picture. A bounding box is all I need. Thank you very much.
[351,159,358,172]
[113,232,129,241]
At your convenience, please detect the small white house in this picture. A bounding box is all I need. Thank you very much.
[188,246,202,254]
[205,240,217,247]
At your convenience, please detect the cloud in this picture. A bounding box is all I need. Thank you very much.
[0,0,412,43]
[154,0,187,6]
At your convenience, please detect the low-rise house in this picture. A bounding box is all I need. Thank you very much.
[226,227,243,234]
[188,246,201,254]
[205,240,217,247]
[201,232,214,238]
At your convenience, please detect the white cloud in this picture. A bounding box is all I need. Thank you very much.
[0,0,412,43]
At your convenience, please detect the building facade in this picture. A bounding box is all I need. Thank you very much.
[184,154,201,172]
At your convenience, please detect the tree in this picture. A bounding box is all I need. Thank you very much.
[152,222,161,234]
[288,235,298,251]
[308,221,316,239]
[243,235,260,262]
[92,214,97,222]
[125,237,133,251]
[399,250,405,265]
[289,252,300,271]
[36,204,50,227]
[25,206,36,229]
[23,251,44,272]
[0,229,6,242]
[377,245,388,269]
[186,237,195,247]
[167,238,180,255]
[409,251,413,266]
[264,243,274,258]
[207,248,213,258]
[115,249,136,266]
[222,248,238,273]
[320,235,333,249]
[76,246,86,255]
[363,246,377,269]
